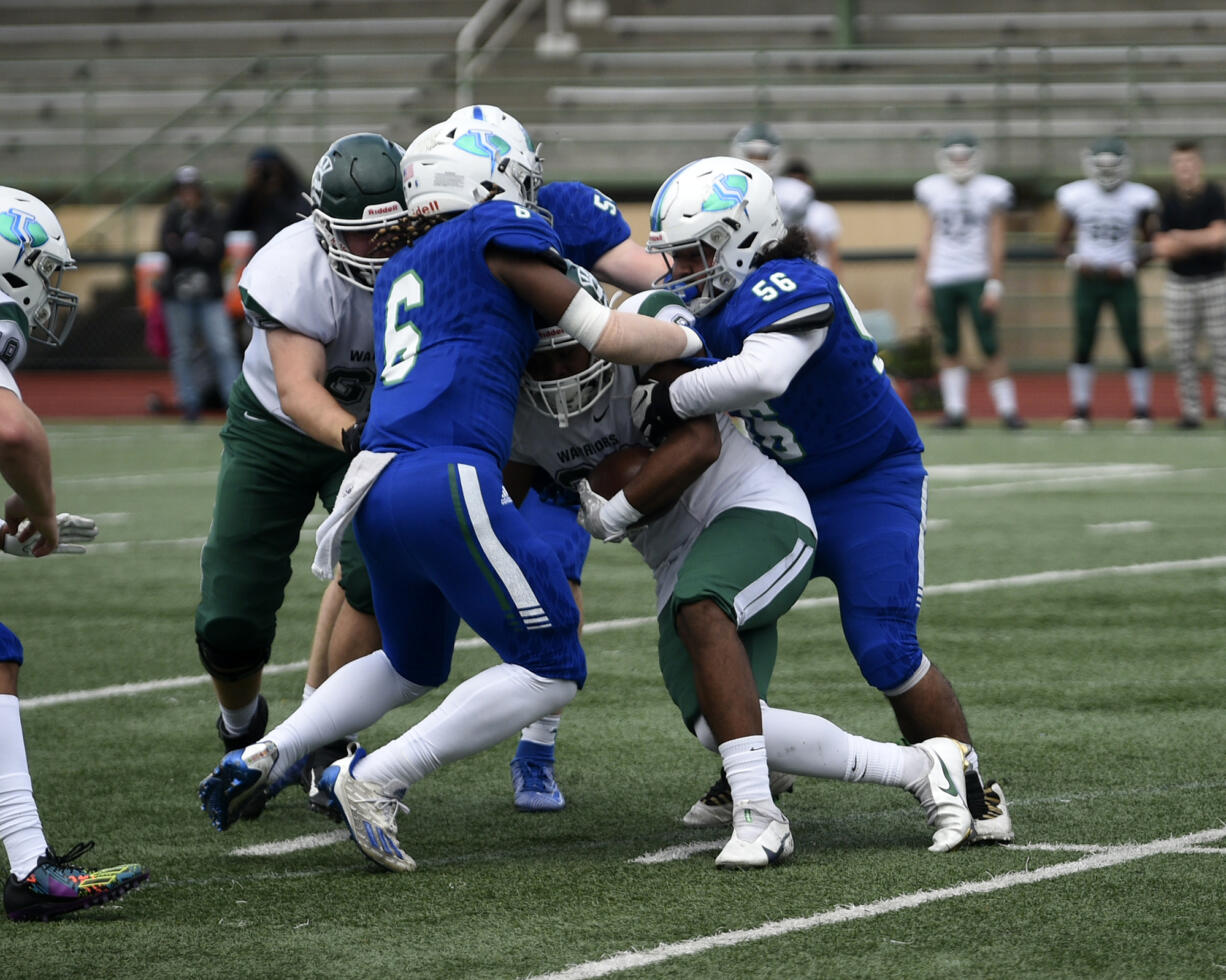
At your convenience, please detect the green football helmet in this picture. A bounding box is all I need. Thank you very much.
[730,122,783,175]
[310,133,407,290]
[937,131,981,183]
[1082,137,1130,191]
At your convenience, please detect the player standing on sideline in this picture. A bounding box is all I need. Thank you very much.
[0,186,148,921]
[914,132,1025,430]
[198,128,707,871]
[1152,139,1226,429]
[193,133,404,814]
[631,157,1013,845]
[511,280,976,864]
[1055,137,1160,431]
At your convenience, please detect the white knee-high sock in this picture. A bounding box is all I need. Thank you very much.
[697,704,919,789]
[719,734,773,804]
[1069,363,1095,410]
[0,695,47,878]
[264,651,431,785]
[989,376,1018,418]
[354,663,577,796]
[1127,367,1152,412]
[939,366,969,417]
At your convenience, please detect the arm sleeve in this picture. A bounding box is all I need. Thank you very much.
[668,327,826,418]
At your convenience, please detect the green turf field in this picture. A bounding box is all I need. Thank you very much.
[4,419,1225,978]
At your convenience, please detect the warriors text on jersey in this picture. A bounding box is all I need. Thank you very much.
[511,364,813,612]
[915,172,1013,285]
[1056,179,1160,269]
[365,200,563,465]
[237,219,378,432]
[538,181,630,271]
[694,259,923,495]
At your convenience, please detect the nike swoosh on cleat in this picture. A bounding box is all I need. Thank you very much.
[936,757,959,797]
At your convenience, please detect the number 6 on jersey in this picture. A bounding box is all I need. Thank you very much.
[382,270,424,387]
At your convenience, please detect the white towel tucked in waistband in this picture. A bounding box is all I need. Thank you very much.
[311,450,396,581]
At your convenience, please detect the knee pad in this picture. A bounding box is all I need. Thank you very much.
[849,634,926,693]
[196,635,270,683]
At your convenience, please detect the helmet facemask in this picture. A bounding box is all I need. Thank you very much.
[522,260,614,428]
[1082,138,1131,191]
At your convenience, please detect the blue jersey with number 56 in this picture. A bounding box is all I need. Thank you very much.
[696,258,923,493]
[539,181,631,272]
[365,200,563,465]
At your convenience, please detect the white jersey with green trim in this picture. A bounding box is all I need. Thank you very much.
[0,287,26,396]
[237,219,377,432]
[511,365,814,613]
[1056,179,1159,270]
[915,172,1013,286]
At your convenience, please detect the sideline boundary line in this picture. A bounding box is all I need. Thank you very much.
[22,553,1226,709]
[528,827,1226,980]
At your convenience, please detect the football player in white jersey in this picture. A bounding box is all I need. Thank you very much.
[194,133,405,814]
[0,187,148,921]
[508,280,976,865]
[915,133,1025,429]
[1055,138,1160,430]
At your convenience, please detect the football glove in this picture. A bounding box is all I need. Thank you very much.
[341,421,364,458]
[0,513,98,557]
[630,379,683,446]
[576,479,629,543]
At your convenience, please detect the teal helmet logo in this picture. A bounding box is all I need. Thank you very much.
[701,173,749,212]
[0,208,49,261]
[454,130,512,174]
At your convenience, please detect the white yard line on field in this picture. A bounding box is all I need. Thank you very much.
[21,553,1226,710]
[533,827,1226,980]
[1087,521,1154,534]
[229,829,349,857]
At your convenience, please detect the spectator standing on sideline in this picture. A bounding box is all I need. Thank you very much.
[1152,140,1226,429]
[227,147,307,250]
[1055,138,1159,431]
[0,186,148,922]
[914,132,1025,430]
[158,165,240,422]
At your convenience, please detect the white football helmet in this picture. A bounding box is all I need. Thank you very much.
[730,122,783,176]
[408,104,542,209]
[0,186,78,368]
[936,131,981,183]
[522,260,615,428]
[309,133,407,290]
[1082,137,1130,191]
[646,156,784,316]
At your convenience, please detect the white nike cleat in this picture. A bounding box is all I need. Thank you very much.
[319,744,416,872]
[682,770,796,827]
[972,780,1015,843]
[714,799,794,869]
[907,737,974,853]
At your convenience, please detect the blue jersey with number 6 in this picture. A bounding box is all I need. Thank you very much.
[538,181,631,272]
[365,200,563,466]
[696,258,923,493]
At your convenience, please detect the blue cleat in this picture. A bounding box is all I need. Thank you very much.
[510,745,565,812]
[197,740,278,831]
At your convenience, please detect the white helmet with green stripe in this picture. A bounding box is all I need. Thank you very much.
[646,156,783,316]
[0,186,77,368]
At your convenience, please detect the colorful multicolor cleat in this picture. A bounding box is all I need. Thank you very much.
[4,842,148,922]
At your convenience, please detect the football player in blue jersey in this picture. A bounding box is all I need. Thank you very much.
[415,105,669,812]
[631,157,1013,846]
[197,126,704,870]
[0,186,148,920]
